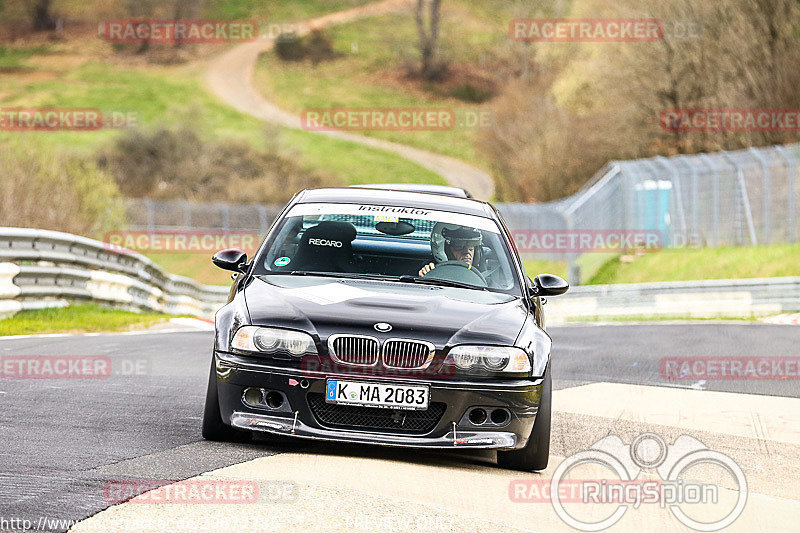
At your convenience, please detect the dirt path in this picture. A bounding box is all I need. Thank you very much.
[204,0,495,200]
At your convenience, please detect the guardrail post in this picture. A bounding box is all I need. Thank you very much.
[183,200,192,229]
[559,210,580,286]
[220,203,230,231]
[145,199,155,233]
[749,147,771,244]
[656,156,688,246]
[258,205,269,234]
[775,145,797,243]
[722,152,757,246]
[699,155,720,247]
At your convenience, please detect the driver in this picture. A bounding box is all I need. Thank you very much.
[418,225,483,277]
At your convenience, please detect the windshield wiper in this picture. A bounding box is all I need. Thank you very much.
[284,271,398,282]
[398,275,488,291]
[266,271,487,290]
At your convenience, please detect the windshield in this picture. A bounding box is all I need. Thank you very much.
[253,202,521,294]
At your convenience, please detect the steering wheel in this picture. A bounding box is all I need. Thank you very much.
[422,260,487,287]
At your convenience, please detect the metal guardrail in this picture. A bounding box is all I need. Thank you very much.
[0,227,230,319]
[546,276,800,322]
[1,228,793,323]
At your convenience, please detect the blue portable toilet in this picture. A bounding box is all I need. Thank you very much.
[634,180,672,246]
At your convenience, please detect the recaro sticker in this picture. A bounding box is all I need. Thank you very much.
[308,239,342,247]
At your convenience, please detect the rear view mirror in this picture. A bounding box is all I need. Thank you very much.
[212,249,248,273]
[533,273,569,296]
[375,221,416,236]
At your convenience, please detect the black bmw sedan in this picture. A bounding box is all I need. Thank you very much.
[202,187,568,471]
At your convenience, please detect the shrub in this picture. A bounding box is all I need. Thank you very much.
[275,32,305,61]
[0,141,126,237]
[97,127,340,204]
[449,83,493,103]
[305,28,336,65]
[275,29,338,64]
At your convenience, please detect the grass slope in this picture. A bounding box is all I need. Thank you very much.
[253,2,505,169]
[0,303,173,335]
[524,244,800,285]
[0,31,443,185]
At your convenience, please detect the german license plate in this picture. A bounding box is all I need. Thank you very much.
[325,380,429,410]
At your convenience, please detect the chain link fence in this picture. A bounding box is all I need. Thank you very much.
[124,143,800,284]
[125,199,284,235]
[558,143,800,249]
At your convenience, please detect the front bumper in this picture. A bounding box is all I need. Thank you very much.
[214,352,545,450]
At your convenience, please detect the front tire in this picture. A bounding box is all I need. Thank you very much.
[202,358,251,442]
[497,363,551,471]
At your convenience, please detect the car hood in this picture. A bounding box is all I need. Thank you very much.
[243,275,528,348]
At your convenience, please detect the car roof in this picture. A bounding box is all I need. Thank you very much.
[349,183,473,198]
[294,187,494,218]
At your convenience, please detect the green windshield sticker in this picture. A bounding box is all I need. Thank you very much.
[274,257,291,267]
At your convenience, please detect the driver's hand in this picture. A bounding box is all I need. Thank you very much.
[418,263,435,277]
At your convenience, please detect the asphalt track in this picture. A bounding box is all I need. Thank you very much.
[0,324,798,532]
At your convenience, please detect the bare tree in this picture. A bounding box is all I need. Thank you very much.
[172,0,201,48]
[478,0,800,201]
[415,0,443,80]
[30,0,55,31]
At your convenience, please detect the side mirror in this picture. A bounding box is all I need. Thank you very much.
[532,273,569,296]
[212,249,248,273]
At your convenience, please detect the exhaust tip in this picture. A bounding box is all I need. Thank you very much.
[490,408,510,425]
[468,408,487,425]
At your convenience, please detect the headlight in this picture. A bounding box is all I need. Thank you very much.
[444,346,531,374]
[231,326,317,357]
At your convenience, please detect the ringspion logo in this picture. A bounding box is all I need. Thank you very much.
[511,433,747,531]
